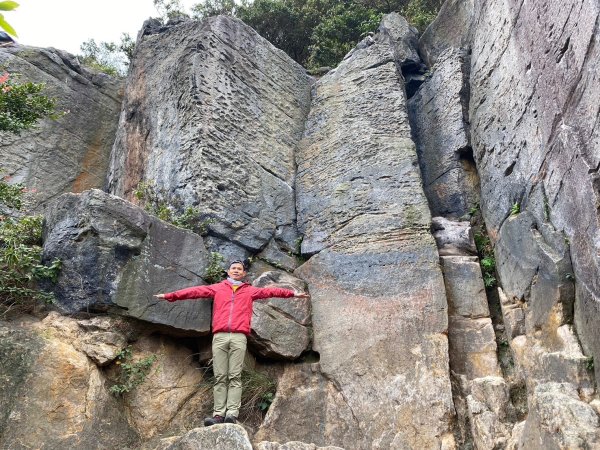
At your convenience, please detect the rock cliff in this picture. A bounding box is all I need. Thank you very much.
[0,46,123,208]
[1,1,600,449]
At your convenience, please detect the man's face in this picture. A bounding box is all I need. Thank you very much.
[227,263,247,281]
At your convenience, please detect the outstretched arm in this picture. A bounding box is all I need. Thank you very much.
[154,285,217,302]
[252,287,310,300]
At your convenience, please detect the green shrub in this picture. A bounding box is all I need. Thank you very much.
[0,175,61,312]
[510,202,520,216]
[204,252,225,283]
[0,72,57,134]
[134,181,212,235]
[110,346,158,396]
[400,0,438,32]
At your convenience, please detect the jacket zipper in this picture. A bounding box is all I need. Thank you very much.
[227,289,235,332]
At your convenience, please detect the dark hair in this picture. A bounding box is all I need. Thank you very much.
[229,259,249,271]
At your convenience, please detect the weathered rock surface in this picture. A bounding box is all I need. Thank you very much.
[408,48,478,219]
[0,45,123,208]
[442,256,500,379]
[518,382,600,448]
[419,0,474,67]
[467,377,515,449]
[255,364,359,448]
[165,425,253,450]
[250,271,311,359]
[42,189,212,332]
[432,217,477,256]
[257,442,345,450]
[283,14,456,448]
[120,334,209,439]
[107,15,312,255]
[0,315,138,449]
[468,0,600,388]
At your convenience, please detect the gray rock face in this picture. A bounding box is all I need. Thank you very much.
[42,189,212,333]
[0,45,123,208]
[250,271,311,360]
[255,364,360,448]
[408,48,478,219]
[296,14,427,256]
[419,0,474,67]
[468,0,600,387]
[284,15,455,448]
[107,15,312,253]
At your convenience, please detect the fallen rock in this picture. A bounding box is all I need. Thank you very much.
[432,217,477,256]
[42,189,212,333]
[165,424,253,450]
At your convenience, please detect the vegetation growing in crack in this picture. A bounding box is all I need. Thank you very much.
[470,203,497,289]
[110,346,158,396]
[133,181,214,235]
[204,251,225,283]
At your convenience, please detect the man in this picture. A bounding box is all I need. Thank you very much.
[154,260,309,426]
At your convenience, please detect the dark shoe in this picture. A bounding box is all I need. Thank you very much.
[224,415,237,424]
[204,415,224,426]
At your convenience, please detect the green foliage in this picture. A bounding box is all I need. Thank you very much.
[241,367,277,415]
[204,252,225,283]
[134,181,212,235]
[110,346,158,396]
[400,0,437,32]
[308,3,382,68]
[510,202,520,216]
[0,72,57,134]
[586,357,594,372]
[191,0,240,19]
[0,0,18,37]
[0,175,61,311]
[154,0,190,22]
[79,34,135,77]
[474,230,497,289]
[190,0,441,68]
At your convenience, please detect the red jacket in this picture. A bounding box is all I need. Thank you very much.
[164,280,295,335]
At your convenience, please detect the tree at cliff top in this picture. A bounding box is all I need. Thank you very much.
[78,33,135,77]
[185,0,441,67]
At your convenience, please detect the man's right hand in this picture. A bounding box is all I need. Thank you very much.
[154,294,166,299]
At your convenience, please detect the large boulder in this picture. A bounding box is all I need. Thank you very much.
[165,425,253,450]
[107,15,312,255]
[0,45,123,208]
[250,271,311,360]
[42,189,212,333]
